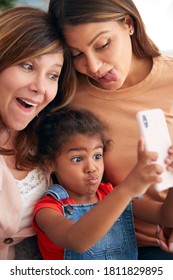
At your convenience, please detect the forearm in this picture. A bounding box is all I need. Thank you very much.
[46,185,133,253]
[160,187,173,227]
[133,188,173,228]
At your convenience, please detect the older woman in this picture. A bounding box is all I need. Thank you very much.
[0,6,76,259]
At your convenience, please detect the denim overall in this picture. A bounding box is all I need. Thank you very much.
[44,184,138,260]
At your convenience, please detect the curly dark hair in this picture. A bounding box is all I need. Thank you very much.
[36,108,111,167]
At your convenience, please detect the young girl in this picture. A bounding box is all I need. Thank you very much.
[33,108,173,260]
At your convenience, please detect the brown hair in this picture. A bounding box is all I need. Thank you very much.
[0,6,76,169]
[49,0,160,58]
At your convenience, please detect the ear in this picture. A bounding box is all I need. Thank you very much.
[124,15,134,35]
[45,160,55,174]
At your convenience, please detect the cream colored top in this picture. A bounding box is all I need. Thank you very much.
[0,156,48,259]
[70,55,173,247]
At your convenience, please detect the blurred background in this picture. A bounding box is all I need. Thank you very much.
[0,0,49,10]
[0,0,173,55]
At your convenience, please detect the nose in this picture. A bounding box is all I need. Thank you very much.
[29,75,46,95]
[86,54,102,74]
[84,160,96,174]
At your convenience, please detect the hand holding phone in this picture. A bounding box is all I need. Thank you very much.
[136,108,173,192]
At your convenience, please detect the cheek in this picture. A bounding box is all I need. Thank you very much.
[47,84,58,103]
[72,59,84,73]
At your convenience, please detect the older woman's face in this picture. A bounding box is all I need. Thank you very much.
[0,52,63,131]
[64,19,133,90]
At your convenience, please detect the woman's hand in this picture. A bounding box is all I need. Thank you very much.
[156,225,173,253]
[122,138,164,199]
[165,146,173,171]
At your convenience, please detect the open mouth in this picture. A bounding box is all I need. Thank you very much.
[16,98,37,108]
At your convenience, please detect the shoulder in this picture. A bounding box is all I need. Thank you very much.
[155,55,173,71]
[33,193,74,216]
[34,195,64,216]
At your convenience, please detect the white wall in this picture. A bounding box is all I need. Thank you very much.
[134,0,173,54]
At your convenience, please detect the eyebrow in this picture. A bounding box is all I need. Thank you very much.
[69,30,109,52]
[88,31,109,46]
[54,63,63,68]
[67,145,104,153]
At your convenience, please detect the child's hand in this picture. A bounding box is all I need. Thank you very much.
[122,138,164,199]
[165,146,173,171]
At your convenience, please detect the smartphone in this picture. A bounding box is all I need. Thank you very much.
[136,108,173,192]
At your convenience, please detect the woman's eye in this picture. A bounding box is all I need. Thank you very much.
[22,63,33,71]
[98,38,111,49]
[72,157,82,163]
[71,50,83,59]
[48,73,59,81]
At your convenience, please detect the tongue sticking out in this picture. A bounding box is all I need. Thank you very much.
[101,69,119,82]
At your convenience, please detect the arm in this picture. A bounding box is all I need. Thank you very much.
[133,145,173,227]
[35,139,163,253]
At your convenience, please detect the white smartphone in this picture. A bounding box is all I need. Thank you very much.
[136,108,173,192]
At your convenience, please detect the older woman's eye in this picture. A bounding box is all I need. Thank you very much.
[22,63,33,71]
[48,73,59,81]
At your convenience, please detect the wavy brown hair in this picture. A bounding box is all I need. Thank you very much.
[0,6,76,169]
[49,0,160,58]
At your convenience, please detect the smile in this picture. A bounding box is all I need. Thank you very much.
[16,98,38,108]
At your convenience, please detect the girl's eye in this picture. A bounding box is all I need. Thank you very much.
[22,63,33,71]
[94,153,103,160]
[72,157,82,163]
[48,73,59,81]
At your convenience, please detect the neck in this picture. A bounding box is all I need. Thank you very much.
[122,55,153,88]
[0,129,18,150]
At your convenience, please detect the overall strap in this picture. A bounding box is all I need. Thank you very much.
[44,184,69,200]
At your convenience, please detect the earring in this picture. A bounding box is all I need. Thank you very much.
[129,29,134,35]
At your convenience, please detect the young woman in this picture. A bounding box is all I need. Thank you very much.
[48,0,173,259]
[33,108,173,260]
[0,6,76,259]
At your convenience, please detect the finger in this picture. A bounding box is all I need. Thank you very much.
[156,225,169,252]
[156,225,167,243]
[143,164,163,183]
[138,137,145,154]
[165,157,173,171]
[168,146,173,155]
[159,240,169,252]
[168,230,173,253]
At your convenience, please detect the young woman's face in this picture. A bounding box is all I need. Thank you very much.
[0,52,63,131]
[64,19,133,90]
[51,134,104,202]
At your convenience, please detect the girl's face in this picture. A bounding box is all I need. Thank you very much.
[64,18,133,90]
[0,52,64,131]
[51,134,104,203]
